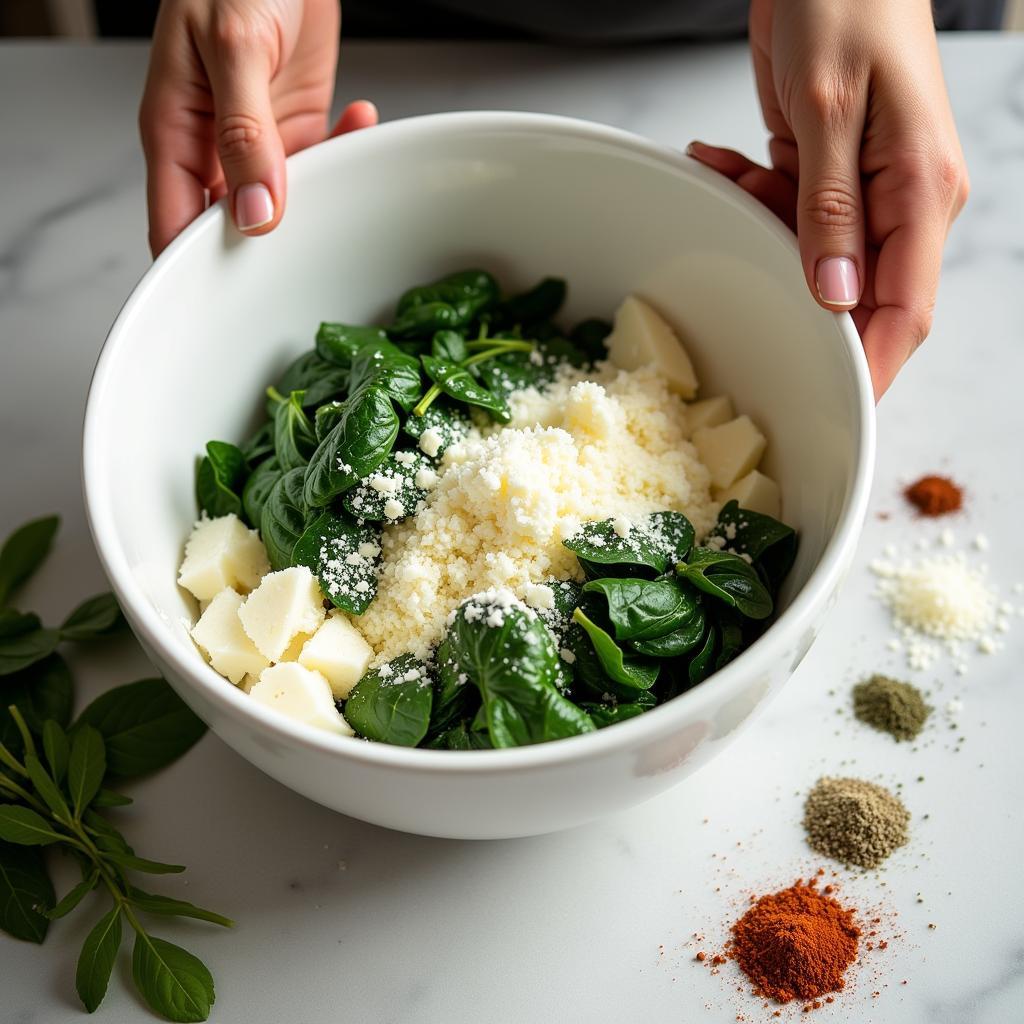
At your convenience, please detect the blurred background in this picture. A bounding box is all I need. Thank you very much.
[3,0,1023,38]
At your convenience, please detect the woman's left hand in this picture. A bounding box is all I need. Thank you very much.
[688,0,969,400]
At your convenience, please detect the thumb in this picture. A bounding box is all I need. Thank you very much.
[793,88,868,311]
[206,44,286,236]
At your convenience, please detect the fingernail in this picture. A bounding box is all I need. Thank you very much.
[816,257,860,308]
[686,140,706,157]
[235,184,274,231]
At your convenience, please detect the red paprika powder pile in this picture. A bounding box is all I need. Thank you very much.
[903,475,963,517]
[729,877,860,1004]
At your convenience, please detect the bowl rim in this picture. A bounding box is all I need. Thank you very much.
[82,109,875,775]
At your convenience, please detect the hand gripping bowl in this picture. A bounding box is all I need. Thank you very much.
[83,112,874,839]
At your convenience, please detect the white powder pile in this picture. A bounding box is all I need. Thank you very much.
[871,539,1013,672]
[358,365,715,663]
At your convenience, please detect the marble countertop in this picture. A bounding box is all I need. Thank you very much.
[2,36,1023,1024]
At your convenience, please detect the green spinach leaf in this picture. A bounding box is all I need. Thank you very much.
[292,509,381,615]
[564,511,695,579]
[241,456,281,529]
[400,401,471,459]
[431,329,468,363]
[316,322,388,368]
[630,604,706,657]
[347,340,423,412]
[341,450,431,524]
[272,350,348,410]
[570,607,660,694]
[314,401,346,442]
[420,354,510,421]
[447,599,594,747]
[302,385,399,508]
[582,576,699,642]
[428,637,479,738]
[239,421,274,467]
[260,467,308,571]
[676,548,773,620]
[425,721,493,750]
[396,269,498,325]
[583,693,656,729]
[711,500,798,593]
[195,441,247,519]
[492,277,566,326]
[271,389,318,471]
[344,654,433,747]
[569,317,612,360]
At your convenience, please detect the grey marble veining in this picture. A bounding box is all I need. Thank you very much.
[1,37,1023,1023]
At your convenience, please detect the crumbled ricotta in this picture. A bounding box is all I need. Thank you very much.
[358,366,715,662]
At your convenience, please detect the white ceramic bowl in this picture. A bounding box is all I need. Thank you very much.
[83,112,874,839]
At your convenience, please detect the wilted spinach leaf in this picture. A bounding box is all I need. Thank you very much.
[420,354,510,421]
[241,456,281,529]
[316,322,388,368]
[271,389,318,471]
[583,692,656,729]
[711,500,798,594]
[570,607,660,694]
[344,654,433,747]
[431,330,468,363]
[314,401,346,442]
[428,637,479,738]
[630,604,706,657]
[341,450,431,524]
[239,421,274,467]
[396,269,498,326]
[569,318,612,360]
[347,340,422,412]
[564,511,695,579]
[400,401,471,458]
[492,277,566,326]
[272,350,348,410]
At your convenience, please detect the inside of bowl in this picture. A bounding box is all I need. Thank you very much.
[90,115,866,674]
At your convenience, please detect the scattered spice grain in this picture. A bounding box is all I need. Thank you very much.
[803,777,910,869]
[852,675,931,741]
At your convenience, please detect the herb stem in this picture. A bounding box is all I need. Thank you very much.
[0,771,53,819]
[412,383,444,418]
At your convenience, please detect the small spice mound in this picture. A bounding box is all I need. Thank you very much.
[730,878,860,1003]
[852,675,931,741]
[803,777,910,869]
[904,475,962,517]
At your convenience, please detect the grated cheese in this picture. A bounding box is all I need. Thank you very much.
[358,365,715,663]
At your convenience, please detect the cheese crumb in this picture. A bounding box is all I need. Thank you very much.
[419,427,443,458]
[524,583,556,610]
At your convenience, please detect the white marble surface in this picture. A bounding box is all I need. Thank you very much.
[2,36,1023,1023]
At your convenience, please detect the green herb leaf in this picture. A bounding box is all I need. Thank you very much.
[447,599,594,748]
[582,576,699,642]
[45,870,98,920]
[431,329,468,363]
[492,276,566,326]
[428,637,479,739]
[302,385,400,508]
[425,721,493,750]
[570,607,660,694]
[0,608,42,639]
[686,625,718,687]
[91,788,133,808]
[564,511,695,579]
[0,625,60,676]
[396,269,499,326]
[76,905,122,1013]
[0,515,59,607]
[241,456,281,530]
[271,350,348,410]
[128,887,233,928]
[59,593,125,642]
[313,401,346,443]
[344,654,433,747]
[76,678,206,779]
[420,354,510,421]
[711,500,798,593]
[132,933,215,1023]
[0,840,54,942]
[316,322,389,368]
[259,467,308,571]
[25,752,72,820]
[676,548,773,620]
[83,810,134,857]
[1,654,73,754]
[272,389,318,472]
[68,724,106,818]
[0,806,65,846]
[105,850,186,874]
[42,719,70,783]
[583,694,656,729]
[291,510,381,615]
[195,441,247,519]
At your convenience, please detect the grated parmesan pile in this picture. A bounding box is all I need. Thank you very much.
[871,532,1016,673]
[357,363,716,663]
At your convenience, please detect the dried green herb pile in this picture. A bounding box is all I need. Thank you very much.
[852,674,931,741]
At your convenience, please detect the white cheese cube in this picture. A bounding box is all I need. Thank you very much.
[248,663,354,736]
[716,470,782,519]
[238,566,327,662]
[692,415,767,489]
[190,589,268,684]
[686,395,734,434]
[297,610,373,699]
[178,514,270,602]
[605,296,699,398]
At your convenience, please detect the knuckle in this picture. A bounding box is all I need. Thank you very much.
[217,111,264,159]
[802,184,861,232]
[211,13,270,54]
[802,73,859,127]
[934,149,966,209]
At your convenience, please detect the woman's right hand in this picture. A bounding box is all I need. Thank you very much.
[140,0,376,257]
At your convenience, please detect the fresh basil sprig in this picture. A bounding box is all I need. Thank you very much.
[0,515,224,1022]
